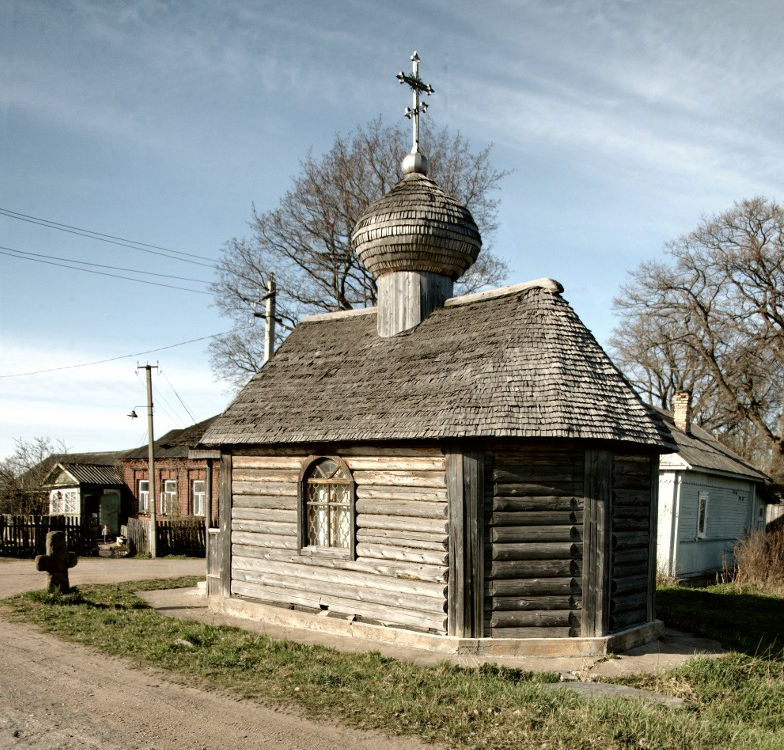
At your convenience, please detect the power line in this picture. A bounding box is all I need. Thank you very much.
[0,328,249,378]
[0,246,211,295]
[1,244,212,285]
[161,369,199,423]
[0,206,217,268]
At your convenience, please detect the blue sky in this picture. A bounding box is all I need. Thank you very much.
[2,0,783,458]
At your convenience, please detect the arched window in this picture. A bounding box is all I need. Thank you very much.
[299,457,355,554]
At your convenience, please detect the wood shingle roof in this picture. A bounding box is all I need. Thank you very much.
[202,280,674,450]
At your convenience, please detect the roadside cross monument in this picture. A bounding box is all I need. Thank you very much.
[35,530,78,594]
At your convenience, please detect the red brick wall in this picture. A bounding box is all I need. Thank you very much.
[121,457,220,524]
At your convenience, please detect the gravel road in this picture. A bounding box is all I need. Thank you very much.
[0,558,432,749]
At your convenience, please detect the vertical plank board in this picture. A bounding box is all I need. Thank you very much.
[219,452,232,597]
[647,454,659,622]
[446,449,464,636]
[465,450,485,638]
[582,448,612,637]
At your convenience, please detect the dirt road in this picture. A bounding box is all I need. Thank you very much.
[0,558,432,749]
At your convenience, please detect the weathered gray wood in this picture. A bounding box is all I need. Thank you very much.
[492,542,582,561]
[219,453,232,597]
[489,626,573,638]
[375,270,454,338]
[490,610,573,628]
[490,577,579,597]
[611,609,647,631]
[232,480,298,496]
[613,489,652,506]
[232,468,299,483]
[233,494,298,510]
[356,542,448,566]
[359,514,448,534]
[491,525,580,543]
[492,496,582,512]
[231,530,298,550]
[491,559,579,579]
[232,507,297,523]
[612,547,649,565]
[232,554,448,599]
[231,568,447,614]
[446,448,484,638]
[493,483,580,498]
[232,456,304,469]
[494,467,579,483]
[352,470,447,488]
[231,519,296,536]
[581,448,612,637]
[491,595,577,611]
[355,498,448,519]
[610,591,647,615]
[356,486,448,501]
[354,527,447,545]
[612,575,648,595]
[611,532,649,550]
[356,531,447,551]
[647,454,659,622]
[345,455,445,471]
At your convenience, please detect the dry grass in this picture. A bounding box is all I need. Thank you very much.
[733,528,784,594]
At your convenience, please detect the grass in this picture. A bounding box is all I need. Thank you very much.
[2,579,784,749]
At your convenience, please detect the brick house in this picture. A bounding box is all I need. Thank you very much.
[121,417,219,524]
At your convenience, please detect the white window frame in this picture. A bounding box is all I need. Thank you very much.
[697,491,709,539]
[49,488,80,516]
[138,480,149,513]
[192,479,206,516]
[161,479,177,516]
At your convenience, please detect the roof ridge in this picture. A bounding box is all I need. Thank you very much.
[444,278,564,308]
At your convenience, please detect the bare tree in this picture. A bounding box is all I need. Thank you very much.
[611,197,784,478]
[0,436,69,514]
[210,118,510,388]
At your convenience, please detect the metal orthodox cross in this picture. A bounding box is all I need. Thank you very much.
[396,51,434,154]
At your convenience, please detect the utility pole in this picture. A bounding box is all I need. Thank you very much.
[264,275,276,363]
[137,363,159,558]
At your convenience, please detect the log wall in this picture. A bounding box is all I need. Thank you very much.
[487,444,584,638]
[609,453,655,632]
[229,445,449,634]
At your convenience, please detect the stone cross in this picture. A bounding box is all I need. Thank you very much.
[396,51,434,155]
[35,530,78,594]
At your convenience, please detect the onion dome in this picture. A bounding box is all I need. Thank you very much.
[352,171,482,281]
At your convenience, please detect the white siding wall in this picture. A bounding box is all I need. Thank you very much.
[656,471,678,577]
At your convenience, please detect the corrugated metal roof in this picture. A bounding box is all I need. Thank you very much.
[202,282,674,450]
[46,463,123,487]
[123,417,218,460]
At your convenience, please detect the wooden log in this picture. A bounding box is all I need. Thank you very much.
[352,470,446,488]
[345,456,445,471]
[490,610,574,628]
[356,531,447,551]
[612,517,650,532]
[494,467,579,484]
[355,498,447,519]
[612,547,649,565]
[493,483,580,498]
[612,561,649,580]
[611,575,648,595]
[492,542,582,561]
[356,486,448,502]
[232,508,297,523]
[491,559,580,579]
[232,456,304,470]
[230,580,448,633]
[232,480,298,497]
[492,496,581,512]
[231,519,296,536]
[490,578,579,597]
[358,514,448,534]
[491,525,580,543]
[232,468,299,483]
[612,532,650,550]
[232,554,447,599]
[611,609,647,631]
[612,505,650,519]
[354,527,446,545]
[610,591,647,615]
[490,507,582,524]
[258,549,448,583]
[233,494,298,510]
[356,542,448,566]
[612,489,651,506]
[489,626,573,638]
[231,568,446,614]
[491,595,578,611]
[231,530,297,550]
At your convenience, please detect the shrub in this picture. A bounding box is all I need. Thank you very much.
[733,528,784,594]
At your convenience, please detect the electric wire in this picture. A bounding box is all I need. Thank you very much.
[0,327,251,378]
[160,369,199,424]
[1,245,212,285]
[0,246,211,295]
[0,206,217,267]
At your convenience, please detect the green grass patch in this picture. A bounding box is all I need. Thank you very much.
[2,579,784,749]
[657,583,784,657]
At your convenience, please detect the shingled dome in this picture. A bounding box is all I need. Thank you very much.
[352,171,482,280]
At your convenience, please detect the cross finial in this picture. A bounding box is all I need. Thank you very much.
[396,51,434,174]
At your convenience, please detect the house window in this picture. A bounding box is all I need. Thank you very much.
[300,457,355,554]
[49,489,79,515]
[192,480,206,516]
[161,479,177,516]
[138,480,149,513]
[697,491,709,538]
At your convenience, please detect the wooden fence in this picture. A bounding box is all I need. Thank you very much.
[125,517,207,557]
[0,515,99,558]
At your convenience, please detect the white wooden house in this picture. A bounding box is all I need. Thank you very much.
[656,393,770,581]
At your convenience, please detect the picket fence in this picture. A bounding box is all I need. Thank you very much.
[0,515,98,558]
[125,516,207,557]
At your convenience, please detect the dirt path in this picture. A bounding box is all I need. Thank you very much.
[0,558,433,749]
